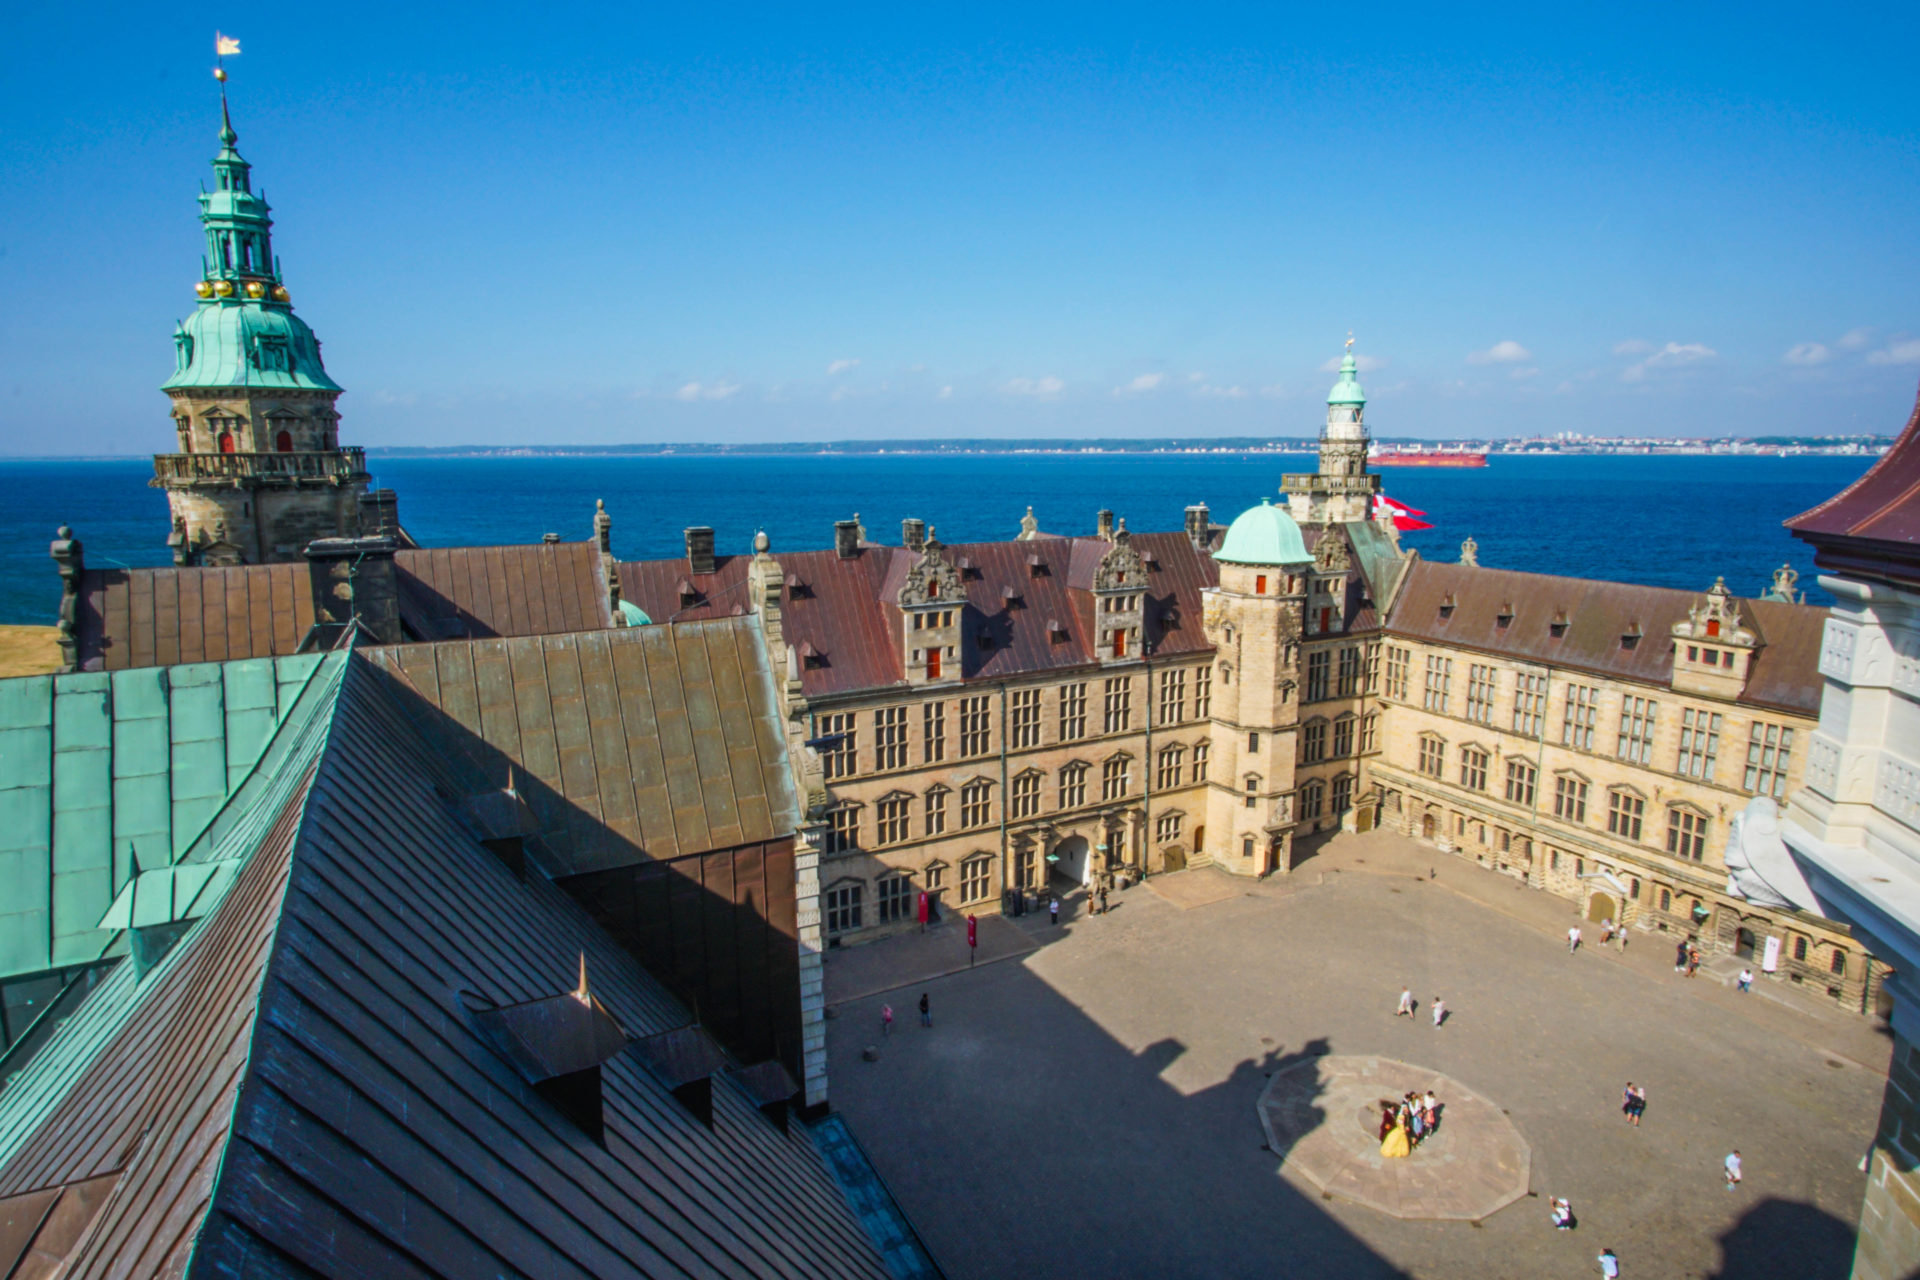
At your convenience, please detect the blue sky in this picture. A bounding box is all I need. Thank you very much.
[2,2,1917,453]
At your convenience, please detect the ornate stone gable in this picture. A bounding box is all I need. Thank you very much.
[1314,532,1351,573]
[897,534,966,608]
[1676,577,1757,647]
[1093,523,1147,593]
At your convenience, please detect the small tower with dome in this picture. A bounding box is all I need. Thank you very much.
[1282,338,1382,526]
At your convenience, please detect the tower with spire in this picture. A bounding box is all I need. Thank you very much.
[1281,338,1382,526]
[152,81,369,565]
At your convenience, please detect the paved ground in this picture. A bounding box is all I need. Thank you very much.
[825,829,1890,1280]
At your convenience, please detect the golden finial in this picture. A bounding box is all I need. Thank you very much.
[1346,332,1354,352]
[574,951,591,1003]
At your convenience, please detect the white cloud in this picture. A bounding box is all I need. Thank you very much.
[1509,366,1541,381]
[1620,342,1716,382]
[1613,339,1653,356]
[1784,342,1830,366]
[1002,376,1065,397]
[938,385,953,399]
[1838,327,1874,350]
[1195,384,1248,399]
[1468,340,1532,365]
[1115,373,1165,396]
[674,380,741,402]
[1320,353,1385,372]
[827,358,860,375]
[1868,338,1920,366]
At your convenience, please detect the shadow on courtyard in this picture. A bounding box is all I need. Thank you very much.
[1711,1196,1856,1279]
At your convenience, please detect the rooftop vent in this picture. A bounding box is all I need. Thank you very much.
[1496,602,1515,629]
[1027,554,1048,578]
[731,1060,802,1133]
[1047,618,1067,641]
[459,778,537,880]
[1621,621,1643,651]
[677,578,700,608]
[1001,585,1021,606]
[684,526,717,575]
[1550,610,1570,639]
[469,956,628,1143]
[1438,592,1456,620]
[630,1024,730,1129]
[901,518,926,552]
[957,556,975,577]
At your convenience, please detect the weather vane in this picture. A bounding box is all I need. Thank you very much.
[213,31,240,83]
[1346,331,1354,351]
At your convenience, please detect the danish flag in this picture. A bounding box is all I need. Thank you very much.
[1373,494,1433,531]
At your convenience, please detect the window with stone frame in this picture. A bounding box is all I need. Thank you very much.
[960,695,993,757]
[925,862,946,892]
[1616,696,1658,765]
[923,701,946,763]
[1060,762,1089,808]
[960,780,993,829]
[1511,672,1546,737]
[1554,774,1588,822]
[824,805,860,854]
[1459,746,1489,791]
[1336,647,1361,697]
[924,785,949,836]
[1332,713,1355,758]
[1505,758,1537,807]
[825,881,863,935]
[1677,707,1722,779]
[1745,722,1795,799]
[1418,736,1446,778]
[1159,668,1186,724]
[1015,846,1037,889]
[1156,811,1183,843]
[1423,655,1452,712]
[1666,806,1708,861]
[1192,741,1210,783]
[1244,775,1260,809]
[818,712,857,779]
[1385,646,1411,700]
[1102,677,1133,734]
[1157,745,1184,789]
[960,855,993,904]
[1360,713,1379,754]
[1561,685,1598,750]
[1831,948,1849,977]
[1010,687,1043,749]
[1102,755,1132,801]
[1364,641,1381,694]
[1193,666,1212,718]
[1331,773,1353,813]
[1300,781,1325,819]
[1306,650,1330,701]
[874,793,912,846]
[1011,770,1042,818]
[1060,682,1088,740]
[1301,719,1327,763]
[1466,664,1497,725]
[875,706,909,771]
[1607,789,1645,841]
[877,875,913,923]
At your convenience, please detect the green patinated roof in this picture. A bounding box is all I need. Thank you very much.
[1328,348,1367,406]
[1216,499,1311,566]
[619,598,653,626]
[162,302,340,392]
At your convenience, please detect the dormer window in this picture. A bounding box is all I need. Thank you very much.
[1550,610,1569,639]
[468,958,628,1143]
[1438,593,1456,621]
[677,578,699,608]
[1621,622,1642,652]
[1496,603,1514,629]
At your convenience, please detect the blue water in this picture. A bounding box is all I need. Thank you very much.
[0,452,1874,626]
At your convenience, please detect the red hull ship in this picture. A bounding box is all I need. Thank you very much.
[1370,451,1487,467]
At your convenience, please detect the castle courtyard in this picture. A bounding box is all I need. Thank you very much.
[825,830,1892,1279]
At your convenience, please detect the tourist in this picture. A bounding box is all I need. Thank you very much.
[1675,940,1690,972]
[1601,918,1615,945]
[881,1004,893,1037]
[1431,997,1446,1028]
[1379,1102,1397,1141]
[1396,987,1414,1016]
[1725,1150,1743,1190]
[1686,944,1702,978]
[1099,886,1109,915]
[1598,1247,1621,1277]
[1423,1090,1438,1133]
[1410,1104,1425,1142]
[1381,1110,1412,1159]
[1622,1082,1636,1122]
[919,992,931,1028]
[1569,925,1582,954]
[1628,1084,1646,1127]
[1550,1197,1574,1229]
[1049,896,1060,925]
[1738,967,1754,993]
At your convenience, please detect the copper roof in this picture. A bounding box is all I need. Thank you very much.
[1384,559,1825,715]
[394,543,614,640]
[1788,381,1920,585]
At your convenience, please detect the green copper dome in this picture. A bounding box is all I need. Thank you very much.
[1216,499,1310,565]
[1327,347,1367,407]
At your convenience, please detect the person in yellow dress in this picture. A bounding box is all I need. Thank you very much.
[1381,1106,1412,1159]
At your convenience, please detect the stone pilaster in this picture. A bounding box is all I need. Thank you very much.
[1856,1032,1920,1279]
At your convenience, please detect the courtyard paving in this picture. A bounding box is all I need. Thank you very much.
[822,829,1890,1279]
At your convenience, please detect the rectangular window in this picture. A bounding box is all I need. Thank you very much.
[1667,807,1708,861]
[1012,771,1041,818]
[1677,707,1722,779]
[1364,641,1381,694]
[875,706,908,771]
[923,702,946,763]
[960,695,993,758]
[1060,764,1088,809]
[1512,672,1546,737]
[1359,714,1378,755]
[1460,747,1488,791]
[1102,756,1131,801]
[825,806,859,854]
[1554,776,1588,823]
[960,781,993,829]
[1302,721,1326,763]
[819,712,857,779]
[1156,812,1183,843]
[1385,646,1410,700]
[1159,669,1186,724]
[1418,737,1445,778]
[1608,790,1645,841]
[1506,759,1537,807]
[875,795,911,846]
[1561,686,1598,751]
[1157,746,1184,790]
[924,787,947,836]
[1300,783,1324,819]
[1193,666,1212,718]
[960,858,992,904]
[1103,677,1133,734]
[1744,722,1795,799]
[877,876,912,923]
[1015,847,1037,889]
[1331,773,1353,813]
[1307,651,1330,702]
[1192,742,1210,783]
[1336,647,1361,697]
[1332,716,1354,758]
[1060,682,1088,741]
[1011,688,1042,749]
[1617,696,1658,765]
[1466,664,1497,725]
[1423,655,1452,712]
[825,882,863,935]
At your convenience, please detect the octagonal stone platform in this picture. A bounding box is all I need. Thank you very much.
[1257,1054,1531,1221]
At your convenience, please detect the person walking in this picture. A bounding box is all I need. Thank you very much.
[1396,987,1415,1017]
[1601,918,1615,946]
[1049,896,1060,925]
[1598,1247,1621,1278]
[1099,887,1109,915]
[1686,944,1701,978]
[881,1004,893,1037]
[1550,1197,1574,1229]
[1431,997,1446,1028]
[1724,1150,1743,1190]
[1568,925,1582,954]
[1629,1084,1645,1127]
[919,992,931,1028]
[1737,967,1754,993]
[1675,939,1690,973]
[1622,1082,1636,1123]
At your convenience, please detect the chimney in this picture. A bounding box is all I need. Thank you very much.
[834,519,861,560]
[1096,509,1115,541]
[1185,503,1211,549]
[304,535,402,645]
[49,526,83,671]
[902,518,926,552]
[593,499,613,556]
[358,488,401,538]
[684,526,716,575]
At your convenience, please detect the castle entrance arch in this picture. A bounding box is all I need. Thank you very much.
[1049,835,1091,886]
[1587,892,1618,925]
[1421,812,1436,840]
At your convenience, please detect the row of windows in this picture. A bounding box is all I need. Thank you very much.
[1303,644,1379,702]
[1299,712,1380,763]
[831,857,997,934]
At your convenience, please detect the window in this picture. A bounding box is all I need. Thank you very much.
[960,780,993,829]
[1302,720,1327,763]
[1831,949,1848,977]
[960,857,992,904]
[1103,677,1133,734]
[1360,713,1378,754]
[1060,762,1088,809]
[1667,807,1708,861]
[1157,812,1183,843]
[1630,877,1641,899]
[1659,888,1672,912]
[960,695,993,757]
[1249,731,1260,753]
[1192,741,1210,782]
[925,863,946,892]
[1015,846,1037,889]
[1159,669,1186,724]
[1385,646,1410,699]
[924,786,948,836]
[1744,722,1795,799]
[819,712,857,779]
[1193,666,1212,718]
[1677,708,1721,779]
[275,429,293,453]
[1512,672,1546,737]
[1364,641,1381,694]
[877,875,913,923]
[1307,651,1330,701]
[825,882,863,935]
[1244,776,1259,808]
[1336,647,1361,697]
[1157,746,1184,789]
[1244,835,1256,859]
[1793,936,1809,962]
[1561,685,1598,750]
[1331,774,1353,813]
[1466,664,1497,725]
[1506,759,1537,807]
[875,794,911,846]
[1460,747,1488,791]
[875,706,908,771]
[1010,688,1042,749]
[923,702,946,762]
[1300,781,1325,819]
[1332,714,1354,758]
[1423,655,1452,712]
[825,806,859,854]
[1255,574,1268,594]
[1554,775,1588,823]
[1617,696,1658,764]
[1418,737,1446,778]
[1102,756,1131,801]
[1012,771,1041,818]
[1608,790,1645,841]
[1060,682,1088,741]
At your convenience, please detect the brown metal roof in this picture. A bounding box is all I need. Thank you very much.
[1384,558,1825,715]
[1787,381,1920,585]
[394,542,613,640]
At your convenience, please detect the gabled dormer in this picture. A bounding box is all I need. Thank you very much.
[1092,519,1148,662]
[1670,576,1759,698]
[898,529,965,683]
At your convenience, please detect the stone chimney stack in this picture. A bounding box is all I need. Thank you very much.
[834,519,861,559]
[902,518,926,552]
[1097,509,1115,541]
[684,526,716,575]
[358,488,401,538]
[49,526,83,672]
[1185,503,1211,549]
[305,535,402,645]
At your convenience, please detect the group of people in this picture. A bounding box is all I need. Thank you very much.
[1377,1089,1441,1158]
[1675,939,1703,977]
[1394,987,1446,1027]
[1621,1082,1647,1126]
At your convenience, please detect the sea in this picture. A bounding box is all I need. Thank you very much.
[0,452,1876,627]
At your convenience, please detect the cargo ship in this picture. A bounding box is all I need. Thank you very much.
[1369,448,1487,467]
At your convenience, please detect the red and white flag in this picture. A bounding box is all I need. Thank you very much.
[1374,494,1433,531]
